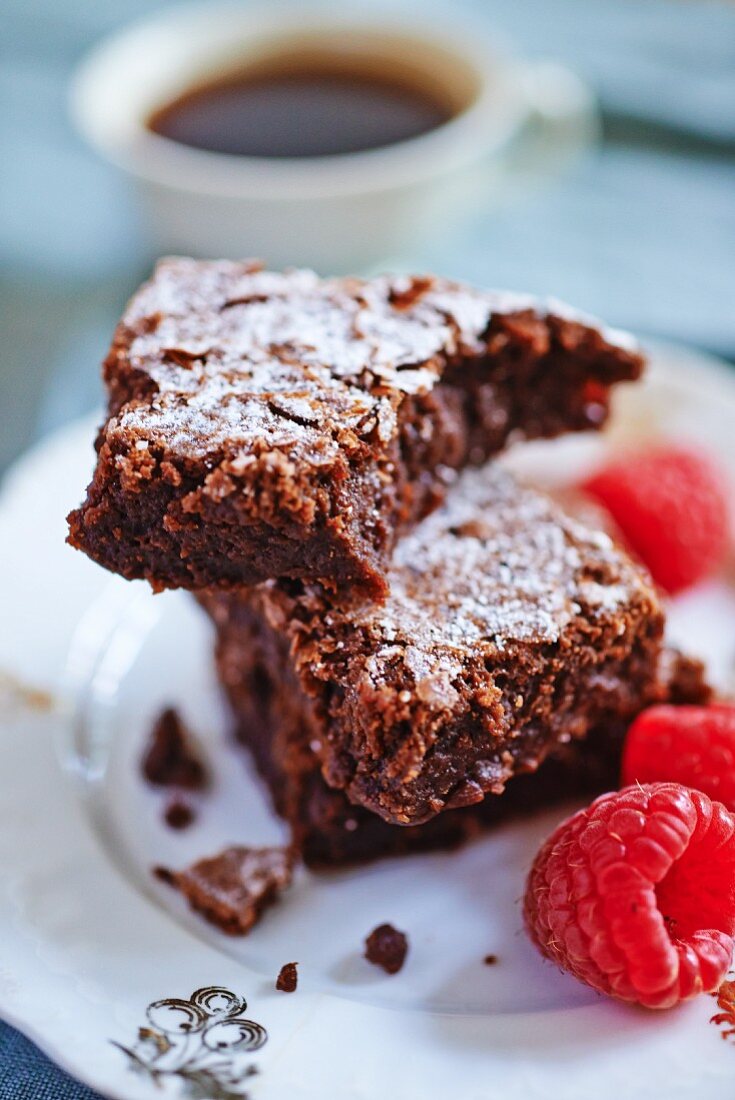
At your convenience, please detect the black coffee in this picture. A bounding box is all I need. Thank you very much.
[148,61,454,158]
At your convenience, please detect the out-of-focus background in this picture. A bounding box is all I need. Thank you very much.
[2,0,735,478]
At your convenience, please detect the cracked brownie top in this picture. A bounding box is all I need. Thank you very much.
[68,259,643,596]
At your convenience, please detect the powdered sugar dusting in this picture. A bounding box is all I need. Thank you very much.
[251,465,655,720]
[336,465,649,686]
[110,259,640,458]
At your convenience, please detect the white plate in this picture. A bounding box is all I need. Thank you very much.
[1,341,735,1100]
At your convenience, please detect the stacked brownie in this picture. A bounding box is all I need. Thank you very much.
[69,260,703,867]
[68,259,643,596]
[205,611,708,866]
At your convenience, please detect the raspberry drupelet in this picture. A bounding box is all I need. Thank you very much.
[524,783,735,1009]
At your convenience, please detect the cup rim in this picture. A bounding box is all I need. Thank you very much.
[70,1,528,201]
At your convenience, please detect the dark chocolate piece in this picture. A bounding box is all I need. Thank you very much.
[483,954,498,966]
[276,962,298,993]
[142,707,207,790]
[68,260,642,598]
[365,924,408,974]
[202,465,664,827]
[156,846,293,935]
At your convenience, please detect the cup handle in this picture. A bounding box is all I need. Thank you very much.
[493,61,599,199]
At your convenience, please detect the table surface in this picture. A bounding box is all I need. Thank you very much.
[1,0,734,1095]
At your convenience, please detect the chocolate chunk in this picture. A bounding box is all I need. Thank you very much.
[483,954,498,966]
[142,707,207,790]
[155,846,293,935]
[276,962,298,993]
[364,924,408,974]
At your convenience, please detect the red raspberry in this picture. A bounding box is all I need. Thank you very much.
[581,447,730,594]
[623,704,735,809]
[523,783,735,1008]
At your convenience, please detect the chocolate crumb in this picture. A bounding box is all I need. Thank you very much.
[483,954,498,966]
[153,865,177,886]
[276,962,298,993]
[661,651,713,706]
[154,846,294,935]
[164,798,196,830]
[142,707,207,790]
[364,923,408,974]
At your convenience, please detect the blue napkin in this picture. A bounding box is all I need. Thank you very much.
[0,1024,102,1100]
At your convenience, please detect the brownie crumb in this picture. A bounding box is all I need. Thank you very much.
[142,707,207,790]
[153,865,177,886]
[276,962,298,993]
[164,798,196,830]
[661,650,713,706]
[364,923,408,974]
[483,954,498,966]
[154,846,294,935]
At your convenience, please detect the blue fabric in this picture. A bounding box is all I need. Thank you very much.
[0,1025,102,1100]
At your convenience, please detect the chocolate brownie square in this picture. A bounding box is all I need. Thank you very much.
[68,260,642,597]
[201,464,664,827]
[207,593,709,867]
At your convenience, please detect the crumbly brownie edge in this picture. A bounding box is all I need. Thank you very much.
[67,428,392,597]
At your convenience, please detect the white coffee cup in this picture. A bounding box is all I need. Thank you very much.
[71,2,597,273]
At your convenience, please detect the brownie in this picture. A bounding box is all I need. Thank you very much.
[208,591,709,867]
[68,260,642,598]
[201,464,664,827]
